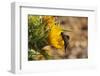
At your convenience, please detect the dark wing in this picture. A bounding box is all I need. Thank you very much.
[61,32,69,52]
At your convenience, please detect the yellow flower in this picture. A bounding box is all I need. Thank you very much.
[43,16,64,49]
[42,16,55,27]
[48,25,64,49]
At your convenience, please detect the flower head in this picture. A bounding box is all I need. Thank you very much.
[43,16,64,49]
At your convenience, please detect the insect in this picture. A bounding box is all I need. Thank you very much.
[61,32,70,54]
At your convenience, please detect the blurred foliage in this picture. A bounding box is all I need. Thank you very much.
[28,15,52,60]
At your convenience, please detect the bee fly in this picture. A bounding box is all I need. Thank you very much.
[61,32,70,56]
